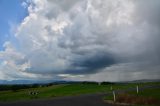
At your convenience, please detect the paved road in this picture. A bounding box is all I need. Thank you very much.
[0,93,114,106]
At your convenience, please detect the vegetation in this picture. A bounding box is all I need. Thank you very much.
[0,81,159,102]
[0,84,40,91]
[0,83,109,101]
[104,87,160,106]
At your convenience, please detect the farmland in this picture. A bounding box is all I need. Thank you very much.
[0,81,159,102]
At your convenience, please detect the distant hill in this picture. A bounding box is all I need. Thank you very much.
[132,79,160,83]
[119,79,160,83]
[0,80,59,84]
[0,79,159,85]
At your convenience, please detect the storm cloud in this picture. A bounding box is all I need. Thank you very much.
[0,0,160,81]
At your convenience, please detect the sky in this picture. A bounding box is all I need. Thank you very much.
[0,0,160,82]
[0,0,28,50]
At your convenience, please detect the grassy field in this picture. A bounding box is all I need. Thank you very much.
[104,86,160,106]
[0,82,159,102]
[0,83,109,101]
[129,88,160,99]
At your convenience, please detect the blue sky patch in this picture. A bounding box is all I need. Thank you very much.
[0,0,28,50]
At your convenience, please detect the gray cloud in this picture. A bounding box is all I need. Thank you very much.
[66,52,116,74]
[0,0,160,81]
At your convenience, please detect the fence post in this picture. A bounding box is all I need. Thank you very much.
[113,91,116,102]
[98,82,101,86]
[136,85,139,94]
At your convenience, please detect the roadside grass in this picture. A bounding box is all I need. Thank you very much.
[0,82,159,102]
[104,88,160,106]
[0,84,110,101]
[0,84,63,101]
[36,83,110,98]
[129,88,160,99]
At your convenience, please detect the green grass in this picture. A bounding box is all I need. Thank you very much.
[0,84,110,102]
[0,82,159,102]
[104,87,160,106]
[129,88,160,99]
[104,87,160,100]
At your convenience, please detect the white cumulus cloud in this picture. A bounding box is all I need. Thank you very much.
[0,0,160,81]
